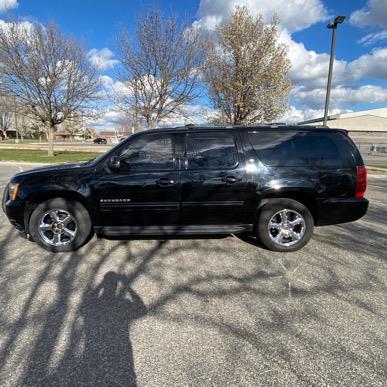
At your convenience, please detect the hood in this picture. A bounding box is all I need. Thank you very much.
[12,161,91,180]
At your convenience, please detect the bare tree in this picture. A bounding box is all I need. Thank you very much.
[116,8,206,128]
[0,21,100,155]
[0,94,13,136]
[204,6,291,125]
[0,111,12,135]
[115,111,143,135]
[62,116,83,141]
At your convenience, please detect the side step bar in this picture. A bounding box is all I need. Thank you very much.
[95,224,252,237]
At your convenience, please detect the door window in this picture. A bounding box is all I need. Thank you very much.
[119,134,176,171]
[185,133,238,170]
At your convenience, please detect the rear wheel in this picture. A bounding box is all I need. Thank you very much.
[29,198,92,252]
[257,199,314,252]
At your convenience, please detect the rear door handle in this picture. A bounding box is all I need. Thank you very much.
[156,178,176,187]
[222,175,241,184]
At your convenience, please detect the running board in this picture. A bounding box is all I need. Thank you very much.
[95,224,252,237]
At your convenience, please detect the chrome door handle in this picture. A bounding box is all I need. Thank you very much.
[156,178,175,187]
[222,176,241,184]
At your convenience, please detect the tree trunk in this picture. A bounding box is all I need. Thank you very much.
[47,125,54,157]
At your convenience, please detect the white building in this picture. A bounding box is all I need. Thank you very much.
[298,107,387,143]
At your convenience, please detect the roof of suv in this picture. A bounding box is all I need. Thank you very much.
[143,124,348,135]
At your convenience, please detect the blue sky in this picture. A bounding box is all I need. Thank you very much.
[1,0,387,128]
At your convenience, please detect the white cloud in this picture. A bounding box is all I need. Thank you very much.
[191,0,387,120]
[86,102,216,131]
[348,48,387,80]
[281,28,387,90]
[0,0,18,12]
[99,75,133,101]
[86,109,125,131]
[90,1,387,126]
[155,104,217,127]
[99,75,114,90]
[350,0,387,29]
[280,106,348,123]
[194,0,329,33]
[280,31,348,90]
[358,30,387,45]
[293,85,387,109]
[87,48,119,71]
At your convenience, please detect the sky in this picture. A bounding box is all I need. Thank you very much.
[1,0,387,130]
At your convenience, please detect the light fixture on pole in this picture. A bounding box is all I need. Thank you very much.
[323,16,346,126]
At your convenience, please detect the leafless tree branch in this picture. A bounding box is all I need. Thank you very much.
[0,21,100,155]
[115,8,206,128]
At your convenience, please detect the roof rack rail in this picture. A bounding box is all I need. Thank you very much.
[310,124,329,128]
[173,123,196,129]
[173,124,196,129]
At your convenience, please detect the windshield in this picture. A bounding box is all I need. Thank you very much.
[87,138,130,165]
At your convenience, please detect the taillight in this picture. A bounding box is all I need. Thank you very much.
[355,166,367,198]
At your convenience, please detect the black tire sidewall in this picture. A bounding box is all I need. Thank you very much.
[257,199,314,252]
[29,198,91,252]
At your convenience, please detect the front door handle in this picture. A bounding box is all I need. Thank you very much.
[156,178,176,187]
[222,175,241,184]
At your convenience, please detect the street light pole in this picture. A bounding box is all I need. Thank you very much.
[323,16,345,127]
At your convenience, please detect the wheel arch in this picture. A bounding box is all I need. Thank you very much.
[258,190,319,225]
[24,190,94,234]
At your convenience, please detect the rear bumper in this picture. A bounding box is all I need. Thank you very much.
[316,197,369,226]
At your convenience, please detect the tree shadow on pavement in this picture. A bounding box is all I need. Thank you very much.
[0,215,386,386]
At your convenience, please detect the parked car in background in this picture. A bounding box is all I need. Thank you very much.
[93,137,107,144]
[3,125,368,252]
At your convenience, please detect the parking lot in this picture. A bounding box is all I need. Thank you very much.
[0,163,386,386]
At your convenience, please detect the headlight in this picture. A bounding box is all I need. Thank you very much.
[8,182,19,200]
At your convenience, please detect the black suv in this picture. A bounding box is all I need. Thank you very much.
[93,137,107,144]
[3,125,368,252]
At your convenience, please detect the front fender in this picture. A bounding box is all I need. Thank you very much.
[23,187,95,235]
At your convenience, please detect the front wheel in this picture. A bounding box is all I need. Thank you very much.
[29,198,92,252]
[257,199,314,252]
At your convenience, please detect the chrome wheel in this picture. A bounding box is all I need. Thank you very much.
[267,209,306,247]
[38,209,77,246]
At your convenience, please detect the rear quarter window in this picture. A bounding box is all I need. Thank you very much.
[245,131,354,168]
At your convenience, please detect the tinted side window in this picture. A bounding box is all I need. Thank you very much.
[246,131,350,167]
[186,133,238,170]
[119,134,175,171]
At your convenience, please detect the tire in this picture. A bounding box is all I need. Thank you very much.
[257,198,314,252]
[29,198,92,252]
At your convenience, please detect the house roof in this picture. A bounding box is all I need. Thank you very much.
[97,131,116,137]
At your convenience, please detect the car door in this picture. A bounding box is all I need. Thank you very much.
[92,132,181,227]
[180,131,250,225]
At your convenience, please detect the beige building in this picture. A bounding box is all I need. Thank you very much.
[298,107,387,143]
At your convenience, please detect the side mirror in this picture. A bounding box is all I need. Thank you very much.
[109,156,121,170]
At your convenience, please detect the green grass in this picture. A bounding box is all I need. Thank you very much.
[0,149,101,163]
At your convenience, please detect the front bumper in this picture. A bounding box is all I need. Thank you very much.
[3,201,26,231]
[2,185,26,231]
[316,197,369,226]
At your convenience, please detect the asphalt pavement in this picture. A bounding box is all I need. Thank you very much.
[0,163,386,386]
